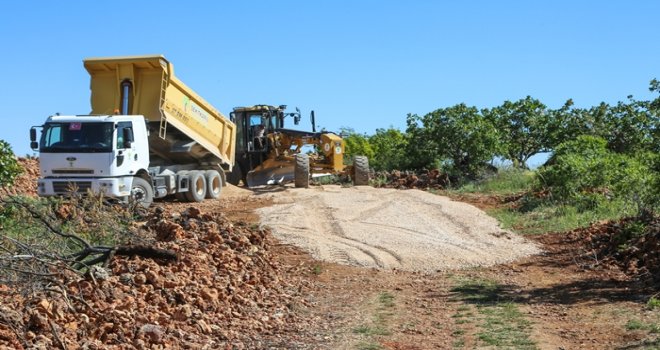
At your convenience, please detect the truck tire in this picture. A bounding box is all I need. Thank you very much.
[185,171,207,202]
[174,170,189,201]
[353,156,370,186]
[205,170,222,199]
[294,153,310,188]
[131,177,154,208]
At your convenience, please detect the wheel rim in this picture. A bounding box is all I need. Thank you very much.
[195,177,205,196]
[211,177,220,193]
[132,186,146,202]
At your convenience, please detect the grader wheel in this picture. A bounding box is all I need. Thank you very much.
[353,156,370,186]
[294,153,310,188]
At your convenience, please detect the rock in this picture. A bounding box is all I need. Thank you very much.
[88,266,110,281]
[139,323,164,344]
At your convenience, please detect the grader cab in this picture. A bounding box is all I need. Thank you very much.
[228,105,369,187]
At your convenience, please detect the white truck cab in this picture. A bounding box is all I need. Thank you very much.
[34,115,151,200]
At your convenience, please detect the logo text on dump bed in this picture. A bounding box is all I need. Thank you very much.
[183,97,209,124]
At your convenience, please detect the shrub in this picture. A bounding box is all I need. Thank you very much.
[0,140,21,188]
[538,135,657,214]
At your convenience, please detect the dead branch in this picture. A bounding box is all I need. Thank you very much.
[4,197,91,250]
[115,245,178,261]
[49,319,67,350]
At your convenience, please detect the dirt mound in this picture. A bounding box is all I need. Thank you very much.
[0,157,39,197]
[568,216,660,288]
[258,185,540,272]
[0,207,311,349]
[373,169,450,190]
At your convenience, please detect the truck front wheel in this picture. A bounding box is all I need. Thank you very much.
[131,177,154,208]
[185,171,207,202]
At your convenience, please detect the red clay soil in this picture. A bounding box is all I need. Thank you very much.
[1,158,658,349]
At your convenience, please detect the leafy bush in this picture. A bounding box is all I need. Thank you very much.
[368,127,409,171]
[538,135,657,214]
[341,128,375,165]
[0,140,21,188]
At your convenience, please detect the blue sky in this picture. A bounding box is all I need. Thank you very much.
[1,1,659,160]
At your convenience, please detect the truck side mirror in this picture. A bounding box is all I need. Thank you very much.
[30,128,38,150]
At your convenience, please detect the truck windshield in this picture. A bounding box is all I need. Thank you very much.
[40,122,114,153]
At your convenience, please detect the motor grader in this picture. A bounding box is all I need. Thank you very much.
[227,105,369,187]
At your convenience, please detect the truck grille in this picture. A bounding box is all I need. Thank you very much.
[52,181,93,194]
[52,169,94,174]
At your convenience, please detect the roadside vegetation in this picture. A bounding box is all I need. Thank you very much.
[343,79,659,261]
[353,291,397,350]
[450,277,537,349]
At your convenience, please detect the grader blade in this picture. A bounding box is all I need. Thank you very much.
[246,165,295,187]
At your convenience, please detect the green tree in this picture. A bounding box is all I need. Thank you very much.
[485,96,550,168]
[368,127,408,171]
[647,79,660,152]
[340,127,374,164]
[650,78,660,111]
[604,97,657,154]
[550,96,658,155]
[412,104,500,179]
[405,113,437,170]
[0,140,21,188]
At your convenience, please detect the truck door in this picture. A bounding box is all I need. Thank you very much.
[114,122,138,175]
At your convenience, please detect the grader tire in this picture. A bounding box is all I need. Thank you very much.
[353,156,370,186]
[294,154,310,188]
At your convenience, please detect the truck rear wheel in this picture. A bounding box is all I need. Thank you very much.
[353,156,370,186]
[131,177,154,208]
[185,171,207,202]
[295,153,310,188]
[205,170,222,199]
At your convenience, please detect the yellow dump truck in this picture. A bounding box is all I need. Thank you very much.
[30,55,236,207]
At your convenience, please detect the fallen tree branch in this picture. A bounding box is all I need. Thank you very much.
[115,245,178,261]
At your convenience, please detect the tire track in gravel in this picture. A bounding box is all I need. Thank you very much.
[257,185,540,272]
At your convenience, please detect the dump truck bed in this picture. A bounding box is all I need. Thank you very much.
[83,55,235,169]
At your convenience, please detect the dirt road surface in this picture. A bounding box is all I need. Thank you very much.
[257,185,540,272]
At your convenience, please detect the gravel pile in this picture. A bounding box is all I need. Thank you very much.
[258,185,541,273]
[0,207,312,349]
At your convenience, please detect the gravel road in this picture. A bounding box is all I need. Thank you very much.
[257,185,540,272]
